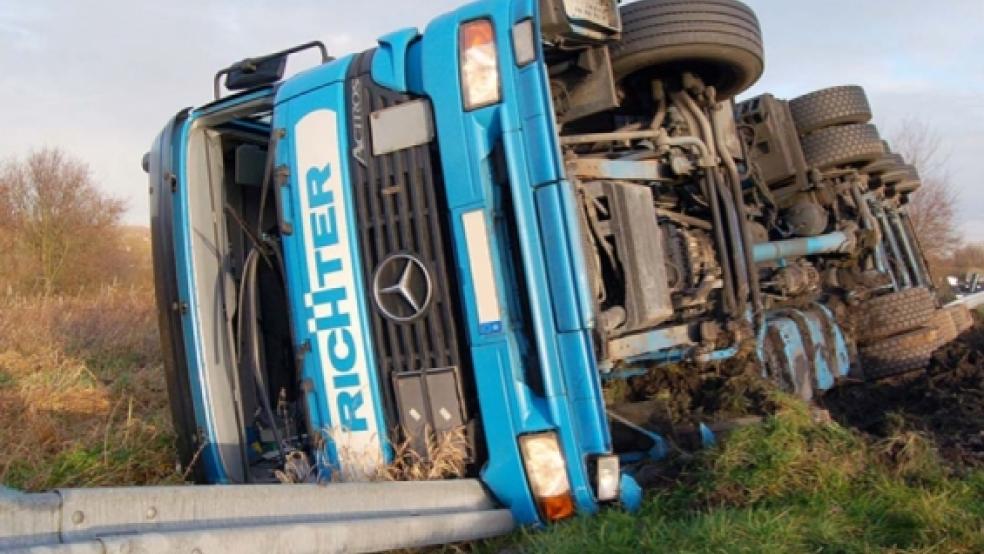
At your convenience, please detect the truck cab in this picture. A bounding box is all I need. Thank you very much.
[149,0,644,525]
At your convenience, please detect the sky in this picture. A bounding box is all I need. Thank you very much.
[1,0,982,239]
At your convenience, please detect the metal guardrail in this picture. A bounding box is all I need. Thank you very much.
[948,291,984,310]
[1,480,515,553]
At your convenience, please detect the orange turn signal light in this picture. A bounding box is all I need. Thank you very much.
[461,19,495,51]
[538,493,576,522]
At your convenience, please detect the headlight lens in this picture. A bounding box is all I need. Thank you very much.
[512,19,536,67]
[460,19,501,110]
[595,455,620,502]
[519,432,575,521]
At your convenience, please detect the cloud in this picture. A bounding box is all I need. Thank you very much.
[1,0,981,237]
[0,0,460,224]
[741,0,984,239]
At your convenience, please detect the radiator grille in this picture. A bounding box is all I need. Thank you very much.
[345,52,467,427]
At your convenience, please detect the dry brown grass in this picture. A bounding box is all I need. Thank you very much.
[0,287,181,491]
[318,426,470,483]
[375,426,469,482]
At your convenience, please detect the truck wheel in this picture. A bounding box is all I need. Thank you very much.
[930,309,958,346]
[610,0,764,101]
[861,326,939,380]
[892,179,922,195]
[800,123,885,171]
[864,153,905,176]
[946,304,975,334]
[880,164,920,185]
[788,86,872,136]
[859,287,935,344]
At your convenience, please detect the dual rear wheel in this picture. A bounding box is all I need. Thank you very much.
[610,0,764,101]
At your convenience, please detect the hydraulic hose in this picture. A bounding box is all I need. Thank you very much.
[701,169,738,317]
[674,90,745,318]
[708,101,762,318]
[711,168,749,316]
[238,247,287,465]
[257,128,285,236]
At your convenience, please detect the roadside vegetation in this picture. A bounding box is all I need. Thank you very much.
[490,398,984,553]
[0,149,179,490]
[0,287,180,490]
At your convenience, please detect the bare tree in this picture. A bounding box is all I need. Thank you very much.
[890,119,961,266]
[0,149,126,295]
[946,243,984,275]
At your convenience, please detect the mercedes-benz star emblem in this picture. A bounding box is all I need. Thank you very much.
[372,254,433,323]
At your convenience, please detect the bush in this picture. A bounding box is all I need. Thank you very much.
[0,288,180,490]
[0,148,143,296]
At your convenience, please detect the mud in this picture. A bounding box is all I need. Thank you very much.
[625,354,775,427]
[823,313,984,468]
[622,313,984,470]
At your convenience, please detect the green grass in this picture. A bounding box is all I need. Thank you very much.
[0,289,182,491]
[488,400,984,553]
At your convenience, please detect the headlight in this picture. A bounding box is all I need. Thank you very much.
[512,19,536,67]
[459,19,501,110]
[595,455,620,502]
[519,432,575,521]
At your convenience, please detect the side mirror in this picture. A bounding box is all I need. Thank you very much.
[224,56,288,93]
[213,41,332,100]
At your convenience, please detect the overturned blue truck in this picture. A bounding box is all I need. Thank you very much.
[144,0,972,529]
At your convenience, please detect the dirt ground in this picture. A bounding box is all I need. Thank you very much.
[823,313,984,469]
[624,313,984,470]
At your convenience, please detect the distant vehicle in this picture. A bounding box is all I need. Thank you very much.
[144,0,968,528]
[949,271,984,299]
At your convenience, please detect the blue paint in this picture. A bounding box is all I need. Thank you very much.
[171,115,228,482]
[273,55,391,474]
[371,28,421,93]
[619,474,643,512]
[699,423,716,448]
[759,305,853,401]
[700,345,740,363]
[413,0,612,523]
[753,231,850,263]
[479,321,504,334]
[814,303,852,380]
[600,369,649,381]
[171,88,280,482]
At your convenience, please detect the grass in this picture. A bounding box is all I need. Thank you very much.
[488,399,984,553]
[0,288,181,490]
[3,289,981,552]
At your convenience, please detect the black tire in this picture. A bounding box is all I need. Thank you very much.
[610,0,764,101]
[861,326,939,380]
[863,153,905,175]
[929,309,958,347]
[859,287,936,344]
[788,86,872,136]
[881,164,920,185]
[947,305,975,334]
[800,123,885,171]
[893,179,922,195]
